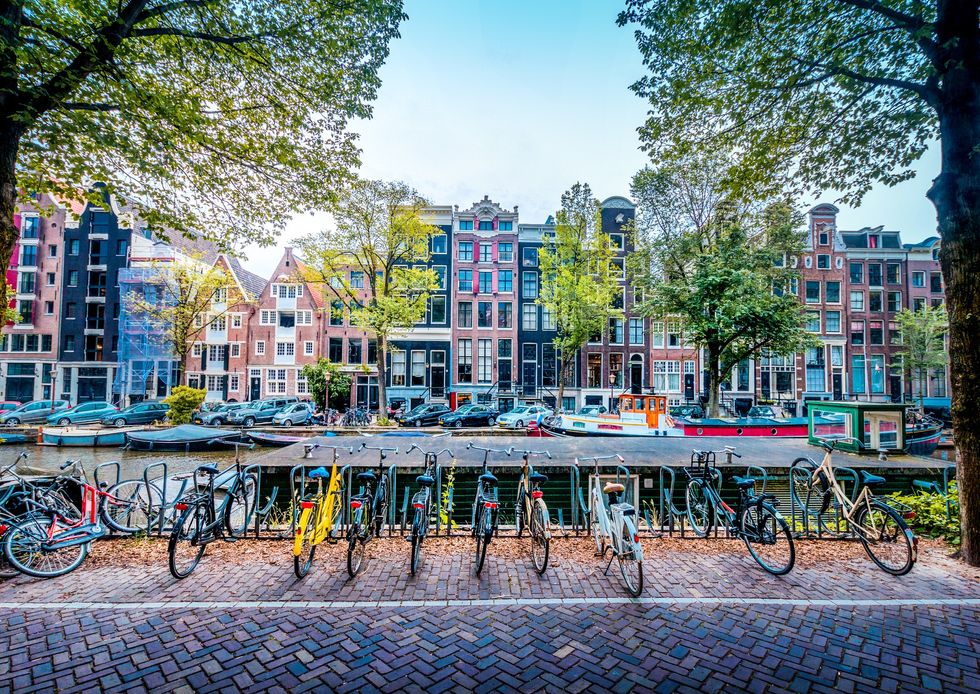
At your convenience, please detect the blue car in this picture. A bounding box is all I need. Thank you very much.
[47,401,119,426]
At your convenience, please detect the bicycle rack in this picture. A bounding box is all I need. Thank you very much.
[386,462,398,537]
[570,464,582,533]
[399,486,410,532]
[142,461,188,536]
[745,465,768,495]
[93,461,121,490]
[242,463,280,538]
[911,465,956,521]
[616,465,632,506]
[658,466,687,537]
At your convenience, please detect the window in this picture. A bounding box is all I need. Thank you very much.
[267,369,287,395]
[328,338,343,363]
[498,301,512,329]
[411,351,426,386]
[651,321,664,348]
[458,301,472,328]
[65,302,76,319]
[457,339,472,383]
[19,246,37,267]
[499,221,513,231]
[930,272,942,293]
[193,343,203,357]
[392,351,406,386]
[348,339,362,364]
[587,353,603,388]
[304,341,314,356]
[888,292,902,312]
[666,322,681,348]
[849,262,863,284]
[541,305,556,331]
[207,345,226,362]
[350,271,364,288]
[68,270,79,287]
[523,247,538,267]
[868,263,882,286]
[851,356,866,394]
[522,303,537,330]
[47,244,57,258]
[459,220,473,231]
[44,300,53,315]
[68,239,79,255]
[329,301,344,326]
[912,271,925,288]
[431,296,446,324]
[276,342,295,357]
[432,234,447,254]
[18,272,35,294]
[232,314,242,328]
[479,243,492,262]
[611,258,625,280]
[805,281,820,304]
[825,311,841,333]
[296,310,313,325]
[209,316,226,331]
[629,318,643,344]
[478,271,492,294]
[477,339,492,383]
[46,272,55,286]
[260,310,275,325]
[805,311,821,332]
[826,281,841,303]
[21,215,40,239]
[609,233,624,251]
[498,242,513,262]
[115,239,127,256]
[458,241,473,261]
[522,272,538,299]
[368,340,377,364]
[869,291,882,312]
[64,334,75,351]
[255,340,265,355]
[458,269,473,292]
[228,375,240,392]
[869,321,884,345]
[430,266,446,289]
[230,343,241,358]
[869,354,885,393]
[478,220,493,231]
[850,291,864,311]
[498,269,512,292]
[890,322,901,345]
[850,321,864,346]
[653,361,681,392]
[818,230,829,246]
[609,318,624,344]
[887,263,901,284]
[477,301,492,328]
[817,254,830,269]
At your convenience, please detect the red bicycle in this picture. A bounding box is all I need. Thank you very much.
[2,460,149,578]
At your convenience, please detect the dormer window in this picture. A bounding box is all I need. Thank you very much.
[818,228,829,246]
[868,234,879,248]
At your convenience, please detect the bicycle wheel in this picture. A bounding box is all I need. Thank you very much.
[103,479,163,534]
[3,516,90,578]
[617,522,643,597]
[789,458,828,525]
[169,502,209,579]
[515,488,526,537]
[474,507,491,575]
[293,506,316,579]
[373,478,389,538]
[589,503,606,555]
[740,502,796,576]
[224,473,257,538]
[410,510,424,577]
[530,500,549,575]
[685,479,714,537]
[347,508,367,578]
[853,500,915,576]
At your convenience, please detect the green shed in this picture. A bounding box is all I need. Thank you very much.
[807,401,909,453]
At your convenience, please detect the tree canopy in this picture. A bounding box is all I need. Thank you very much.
[897,304,949,408]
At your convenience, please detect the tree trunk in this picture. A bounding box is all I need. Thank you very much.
[0,123,22,318]
[926,33,980,565]
[706,346,721,418]
[376,335,388,419]
[556,355,567,411]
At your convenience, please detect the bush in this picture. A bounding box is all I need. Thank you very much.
[164,386,207,425]
[890,482,960,546]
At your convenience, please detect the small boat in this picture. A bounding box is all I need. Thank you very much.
[247,431,316,448]
[544,394,683,437]
[0,433,31,446]
[40,426,139,447]
[125,424,244,452]
[905,413,944,457]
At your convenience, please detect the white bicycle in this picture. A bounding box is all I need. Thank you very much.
[577,454,644,597]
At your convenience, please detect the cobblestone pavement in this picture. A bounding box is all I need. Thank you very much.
[1,537,978,692]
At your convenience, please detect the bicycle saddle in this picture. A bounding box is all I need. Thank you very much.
[602,482,625,494]
[197,465,220,476]
[732,476,756,490]
[416,474,435,487]
[309,467,330,479]
[529,472,549,485]
[356,470,377,483]
[479,471,498,487]
[860,470,886,486]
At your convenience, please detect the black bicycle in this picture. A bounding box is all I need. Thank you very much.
[514,448,552,574]
[168,443,258,579]
[346,444,397,578]
[684,447,796,575]
[405,444,454,576]
[468,443,512,575]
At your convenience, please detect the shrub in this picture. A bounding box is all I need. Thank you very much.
[890,482,960,546]
[164,386,207,425]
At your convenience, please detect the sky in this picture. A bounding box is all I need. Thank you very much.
[242,0,942,278]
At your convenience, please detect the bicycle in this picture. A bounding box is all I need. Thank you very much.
[168,446,259,579]
[790,436,916,575]
[346,444,397,577]
[685,447,795,576]
[293,445,353,578]
[468,443,513,575]
[514,448,552,574]
[405,444,454,576]
[3,460,156,578]
[578,454,645,597]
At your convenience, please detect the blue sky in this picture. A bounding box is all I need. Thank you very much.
[244,0,941,276]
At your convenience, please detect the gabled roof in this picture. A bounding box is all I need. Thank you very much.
[225,255,268,299]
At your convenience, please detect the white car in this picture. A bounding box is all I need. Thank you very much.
[496,405,551,429]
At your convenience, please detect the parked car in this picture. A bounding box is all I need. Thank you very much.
[194,402,250,426]
[578,405,608,416]
[100,401,170,427]
[46,401,118,426]
[387,399,407,418]
[0,400,70,425]
[227,397,298,427]
[397,403,450,427]
[669,404,705,420]
[272,402,319,427]
[496,405,551,429]
[746,405,778,419]
[438,404,499,428]
[0,401,21,413]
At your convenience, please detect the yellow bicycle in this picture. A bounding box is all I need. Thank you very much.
[293,445,352,578]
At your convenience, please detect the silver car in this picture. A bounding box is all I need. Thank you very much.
[496,405,551,429]
[0,400,70,425]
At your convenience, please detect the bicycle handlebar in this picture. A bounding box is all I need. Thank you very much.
[816,435,862,449]
[574,454,624,465]
[310,444,354,454]
[515,449,552,459]
[466,443,513,455]
[406,444,455,458]
[358,443,399,454]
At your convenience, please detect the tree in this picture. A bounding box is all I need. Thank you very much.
[617,1,980,563]
[629,156,814,417]
[300,358,352,411]
[0,0,407,313]
[897,305,949,408]
[538,183,621,407]
[297,179,440,415]
[163,385,206,425]
[123,254,243,386]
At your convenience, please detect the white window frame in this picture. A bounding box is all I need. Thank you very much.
[255,340,265,356]
[304,341,314,356]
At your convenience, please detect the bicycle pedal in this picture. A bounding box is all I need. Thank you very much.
[222,537,239,543]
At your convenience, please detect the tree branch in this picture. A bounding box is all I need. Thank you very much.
[62,102,120,111]
[130,27,267,45]
[835,0,942,65]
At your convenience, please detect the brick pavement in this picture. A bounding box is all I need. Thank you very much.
[0,537,978,692]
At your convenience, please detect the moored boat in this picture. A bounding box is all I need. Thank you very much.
[125,424,244,452]
[544,394,683,437]
[40,426,140,447]
[247,431,314,448]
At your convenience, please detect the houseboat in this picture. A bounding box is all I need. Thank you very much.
[544,394,683,437]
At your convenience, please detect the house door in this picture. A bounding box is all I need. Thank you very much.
[430,351,445,399]
[250,377,261,401]
[832,374,843,401]
[629,356,643,395]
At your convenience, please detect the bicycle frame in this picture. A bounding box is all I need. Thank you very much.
[516,449,552,534]
[406,445,453,540]
[811,443,883,539]
[579,454,642,560]
[467,444,512,535]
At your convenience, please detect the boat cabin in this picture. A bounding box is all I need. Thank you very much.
[617,393,670,430]
[807,401,908,453]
